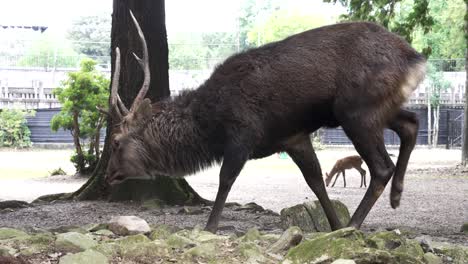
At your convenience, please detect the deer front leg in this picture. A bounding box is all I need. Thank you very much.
[286,137,343,230]
[205,144,248,233]
[331,172,340,187]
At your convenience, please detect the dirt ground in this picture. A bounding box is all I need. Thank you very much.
[0,148,467,245]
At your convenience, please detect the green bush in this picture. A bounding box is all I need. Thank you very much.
[0,109,35,148]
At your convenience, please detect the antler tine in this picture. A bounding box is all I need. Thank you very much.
[110,47,129,119]
[129,10,150,112]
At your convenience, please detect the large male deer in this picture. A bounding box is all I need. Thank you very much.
[105,11,425,233]
[325,155,367,188]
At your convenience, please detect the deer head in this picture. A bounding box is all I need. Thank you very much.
[103,11,154,185]
[324,172,332,187]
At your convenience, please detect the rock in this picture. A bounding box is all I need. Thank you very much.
[237,241,266,263]
[414,235,434,253]
[166,233,196,249]
[15,232,55,256]
[0,228,29,240]
[120,241,169,263]
[92,242,120,258]
[116,234,150,246]
[240,228,261,242]
[185,242,217,259]
[55,232,98,253]
[0,200,30,210]
[461,222,468,234]
[332,259,356,264]
[367,230,424,260]
[49,225,87,234]
[280,200,350,232]
[0,256,29,264]
[93,229,114,236]
[432,242,468,264]
[268,226,303,254]
[423,252,442,264]
[108,216,151,236]
[149,225,176,240]
[85,223,108,232]
[0,245,16,257]
[234,202,265,213]
[285,227,424,264]
[59,249,108,264]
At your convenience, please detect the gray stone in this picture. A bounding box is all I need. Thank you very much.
[149,224,176,240]
[55,232,98,253]
[93,229,114,236]
[414,235,434,253]
[280,200,350,232]
[108,216,151,236]
[116,234,151,246]
[268,226,303,254]
[59,249,108,264]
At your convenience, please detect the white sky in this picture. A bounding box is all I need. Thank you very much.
[0,0,345,33]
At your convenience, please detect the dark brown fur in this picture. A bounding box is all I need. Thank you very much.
[108,21,425,233]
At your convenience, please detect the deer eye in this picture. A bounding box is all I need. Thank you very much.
[112,138,120,149]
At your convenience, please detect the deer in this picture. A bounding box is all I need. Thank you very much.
[104,11,425,233]
[325,155,367,188]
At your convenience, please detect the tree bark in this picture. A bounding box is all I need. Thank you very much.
[462,0,468,165]
[73,0,207,205]
[72,110,85,173]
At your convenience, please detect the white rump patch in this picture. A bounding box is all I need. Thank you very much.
[400,61,427,100]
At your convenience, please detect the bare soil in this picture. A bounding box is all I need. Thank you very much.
[0,148,467,245]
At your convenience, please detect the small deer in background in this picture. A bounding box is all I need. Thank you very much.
[325,156,367,188]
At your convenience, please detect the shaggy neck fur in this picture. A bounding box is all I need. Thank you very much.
[135,90,221,177]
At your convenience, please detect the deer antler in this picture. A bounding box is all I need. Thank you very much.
[109,47,129,120]
[129,10,150,112]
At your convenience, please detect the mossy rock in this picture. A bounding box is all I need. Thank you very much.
[460,223,468,234]
[59,249,108,264]
[91,242,120,258]
[115,234,150,246]
[240,228,262,242]
[433,242,468,264]
[166,233,196,249]
[0,245,16,257]
[280,200,350,232]
[120,241,170,263]
[185,242,217,259]
[15,233,55,256]
[141,198,165,210]
[55,232,98,253]
[93,229,114,237]
[367,230,424,260]
[0,228,28,240]
[423,252,442,264]
[286,228,366,263]
[149,224,176,240]
[237,241,266,262]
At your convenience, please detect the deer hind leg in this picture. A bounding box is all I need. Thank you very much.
[205,143,248,233]
[356,167,367,187]
[331,171,340,187]
[285,136,343,230]
[342,170,346,188]
[340,119,395,229]
[388,109,419,209]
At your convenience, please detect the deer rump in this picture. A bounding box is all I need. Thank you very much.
[107,17,425,233]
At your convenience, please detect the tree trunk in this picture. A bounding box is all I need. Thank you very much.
[427,91,432,146]
[72,110,85,173]
[462,0,468,165]
[433,104,439,147]
[73,0,207,205]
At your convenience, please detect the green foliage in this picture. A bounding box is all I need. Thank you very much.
[248,9,333,45]
[51,58,109,174]
[19,32,81,68]
[411,0,464,59]
[0,109,35,148]
[324,0,434,56]
[426,63,452,107]
[68,14,111,66]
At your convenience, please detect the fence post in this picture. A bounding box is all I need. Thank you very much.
[446,110,450,149]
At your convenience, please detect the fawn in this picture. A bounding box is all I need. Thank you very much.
[325,156,367,188]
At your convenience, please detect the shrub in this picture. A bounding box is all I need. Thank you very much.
[0,109,35,148]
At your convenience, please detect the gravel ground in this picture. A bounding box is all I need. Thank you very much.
[0,148,467,245]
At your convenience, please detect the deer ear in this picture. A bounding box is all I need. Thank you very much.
[133,98,153,123]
